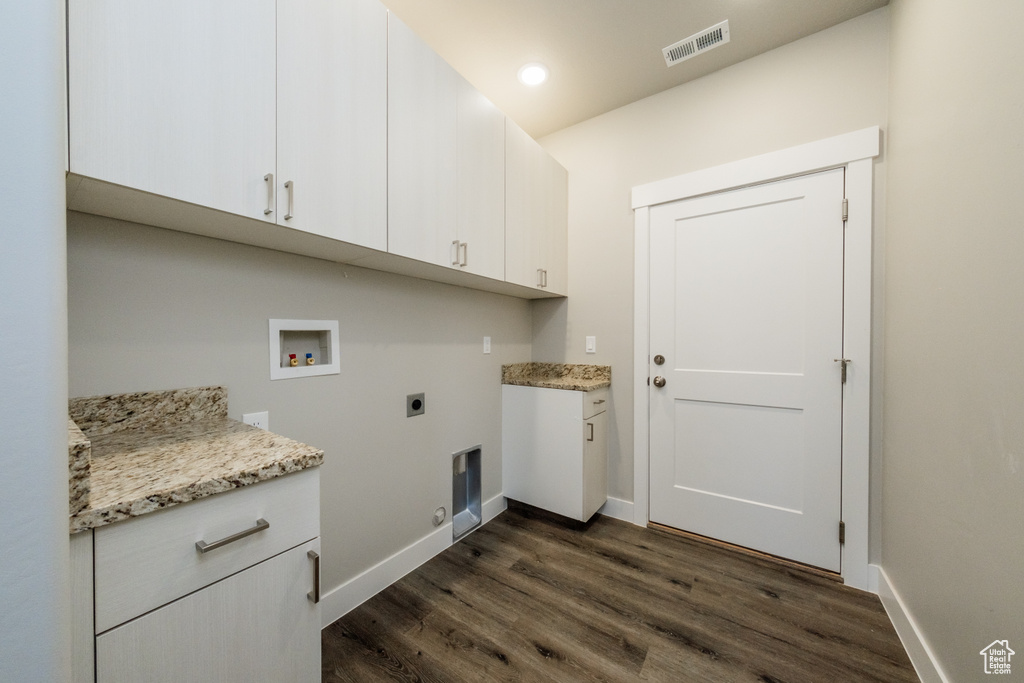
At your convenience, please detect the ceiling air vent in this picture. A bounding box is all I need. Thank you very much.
[662,20,730,67]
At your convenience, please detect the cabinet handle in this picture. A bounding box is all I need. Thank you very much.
[537,268,544,288]
[593,399,606,406]
[284,180,294,220]
[452,240,461,266]
[263,173,274,215]
[459,242,468,267]
[307,550,321,603]
[195,518,269,554]
[587,422,594,442]
[542,269,548,288]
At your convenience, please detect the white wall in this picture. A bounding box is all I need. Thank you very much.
[67,213,531,601]
[537,9,890,541]
[883,0,1024,679]
[0,1,71,681]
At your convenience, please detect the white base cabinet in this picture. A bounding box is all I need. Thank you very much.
[502,385,608,522]
[79,468,321,683]
[96,539,320,683]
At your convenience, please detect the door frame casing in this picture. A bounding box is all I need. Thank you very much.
[631,127,880,590]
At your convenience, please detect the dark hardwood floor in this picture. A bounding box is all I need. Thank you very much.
[322,506,917,682]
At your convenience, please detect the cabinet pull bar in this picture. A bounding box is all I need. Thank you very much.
[264,173,274,215]
[459,242,468,267]
[195,518,270,554]
[593,399,606,405]
[587,422,595,442]
[452,240,461,266]
[284,180,294,220]
[542,269,548,288]
[307,550,321,603]
[537,268,544,288]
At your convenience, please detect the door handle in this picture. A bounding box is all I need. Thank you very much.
[653,376,666,388]
[459,242,468,267]
[587,422,594,442]
[452,240,461,266]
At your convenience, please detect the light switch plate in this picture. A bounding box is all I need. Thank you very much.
[586,336,596,354]
[242,411,269,430]
[483,336,491,354]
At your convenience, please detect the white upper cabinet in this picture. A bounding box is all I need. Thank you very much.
[69,0,277,222]
[277,0,388,250]
[456,76,506,281]
[505,119,568,295]
[387,13,458,266]
[68,3,565,299]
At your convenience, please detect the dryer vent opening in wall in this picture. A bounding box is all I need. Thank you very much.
[452,446,482,541]
[662,20,730,67]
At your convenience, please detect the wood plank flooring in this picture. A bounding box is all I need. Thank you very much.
[322,506,917,682]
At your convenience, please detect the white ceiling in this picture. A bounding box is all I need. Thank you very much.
[382,0,889,139]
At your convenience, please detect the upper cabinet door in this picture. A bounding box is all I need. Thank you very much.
[68,0,276,221]
[503,119,569,294]
[277,0,387,250]
[505,120,544,289]
[456,76,506,281]
[543,156,569,295]
[387,13,458,266]
[505,119,568,295]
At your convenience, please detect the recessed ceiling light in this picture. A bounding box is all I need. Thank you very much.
[517,62,549,86]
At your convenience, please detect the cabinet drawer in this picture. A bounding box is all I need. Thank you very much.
[94,467,319,633]
[583,388,609,419]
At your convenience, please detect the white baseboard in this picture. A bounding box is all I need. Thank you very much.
[320,493,507,629]
[483,493,507,524]
[873,564,950,683]
[598,496,634,523]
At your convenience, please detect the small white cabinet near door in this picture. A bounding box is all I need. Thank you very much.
[502,386,608,522]
[68,0,277,222]
[92,468,321,683]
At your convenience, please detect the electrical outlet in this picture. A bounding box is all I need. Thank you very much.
[586,336,597,354]
[483,336,491,354]
[242,411,269,430]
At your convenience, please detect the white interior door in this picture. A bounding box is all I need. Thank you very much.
[649,168,845,572]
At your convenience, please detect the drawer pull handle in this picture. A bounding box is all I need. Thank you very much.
[307,550,321,604]
[593,399,606,405]
[587,422,595,442]
[195,518,270,554]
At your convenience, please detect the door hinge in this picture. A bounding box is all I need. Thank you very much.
[839,521,846,544]
[842,198,849,223]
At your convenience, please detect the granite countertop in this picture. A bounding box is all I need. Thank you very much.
[68,386,323,533]
[502,362,611,391]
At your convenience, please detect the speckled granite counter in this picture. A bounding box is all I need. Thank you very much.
[68,387,323,533]
[68,420,91,517]
[502,363,611,391]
